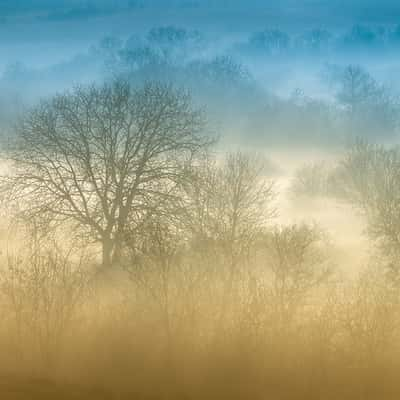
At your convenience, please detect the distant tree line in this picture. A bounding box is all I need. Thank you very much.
[2,25,400,147]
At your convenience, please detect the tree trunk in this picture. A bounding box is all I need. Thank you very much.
[102,238,113,269]
[112,239,122,266]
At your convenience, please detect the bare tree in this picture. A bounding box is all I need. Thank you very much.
[332,65,399,136]
[184,152,276,268]
[338,140,400,258]
[181,152,276,332]
[291,161,331,198]
[336,65,379,115]
[258,223,333,327]
[214,152,276,265]
[340,264,400,367]
[1,80,209,268]
[0,239,89,368]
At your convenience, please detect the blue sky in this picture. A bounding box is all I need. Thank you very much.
[0,1,398,27]
[0,1,398,14]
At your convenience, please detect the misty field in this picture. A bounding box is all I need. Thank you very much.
[1,2,400,399]
[0,83,398,400]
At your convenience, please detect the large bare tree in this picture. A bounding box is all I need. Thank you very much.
[2,80,209,268]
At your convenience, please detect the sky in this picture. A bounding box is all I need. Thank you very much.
[0,1,399,21]
[0,0,399,46]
